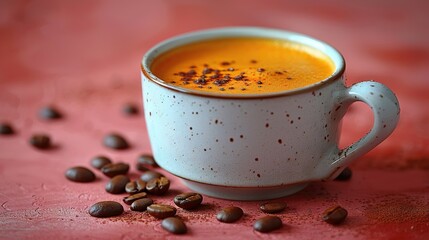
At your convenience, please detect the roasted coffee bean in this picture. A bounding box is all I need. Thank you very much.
[147,204,176,219]
[137,154,158,169]
[29,134,51,149]
[140,170,164,182]
[123,192,148,205]
[65,166,96,183]
[103,133,129,150]
[101,162,129,178]
[130,198,153,212]
[146,177,170,195]
[259,201,287,213]
[322,205,348,225]
[161,217,187,234]
[122,103,139,116]
[216,206,244,223]
[125,179,146,194]
[334,167,352,181]
[90,156,112,170]
[88,201,124,218]
[253,216,283,233]
[136,165,149,172]
[174,192,203,210]
[105,175,130,194]
[0,123,14,135]
[39,106,62,120]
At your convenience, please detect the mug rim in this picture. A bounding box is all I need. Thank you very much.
[141,27,346,99]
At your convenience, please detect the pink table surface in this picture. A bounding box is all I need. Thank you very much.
[0,0,428,239]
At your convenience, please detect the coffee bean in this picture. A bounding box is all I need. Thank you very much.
[39,106,62,120]
[122,103,139,116]
[88,201,124,218]
[161,217,187,234]
[259,201,287,213]
[137,154,158,170]
[0,123,14,135]
[216,206,244,223]
[174,192,203,210]
[105,175,130,194]
[322,205,348,225]
[103,133,129,150]
[125,179,146,194]
[146,177,170,195]
[29,134,51,149]
[334,167,352,181]
[253,216,283,233]
[101,162,129,178]
[123,192,148,205]
[90,156,112,170]
[147,204,176,219]
[140,170,164,182]
[65,166,96,183]
[130,198,153,212]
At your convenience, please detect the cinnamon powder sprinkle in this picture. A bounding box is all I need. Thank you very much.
[171,60,294,91]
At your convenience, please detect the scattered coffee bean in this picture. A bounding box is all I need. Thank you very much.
[136,154,158,170]
[105,175,130,194]
[39,106,62,120]
[146,176,170,195]
[65,166,96,183]
[253,216,283,233]
[140,170,164,182]
[88,201,124,218]
[101,162,129,178]
[322,205,348,225]
[147,204,176,219]
[90,156,112,169]
[123,192,148,205]
[259,201,287,213]
[174,192,203,210]
[130,198,153,212]
[161,217,187,234]
[103,133,129,150]
[334,167,352,181]
[125,179,146,194]
[122,103,139,116]
[0,123,14,135]
[216,206,244,223]
[29,134,51,149]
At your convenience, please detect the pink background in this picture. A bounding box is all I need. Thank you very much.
[0,0,428,239]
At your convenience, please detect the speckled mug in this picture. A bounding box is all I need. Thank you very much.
[141,27,400,200]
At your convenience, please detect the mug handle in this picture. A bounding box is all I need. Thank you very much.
[320,81,400,180]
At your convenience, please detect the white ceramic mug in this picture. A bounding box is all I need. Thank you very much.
[141,27,400,200]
